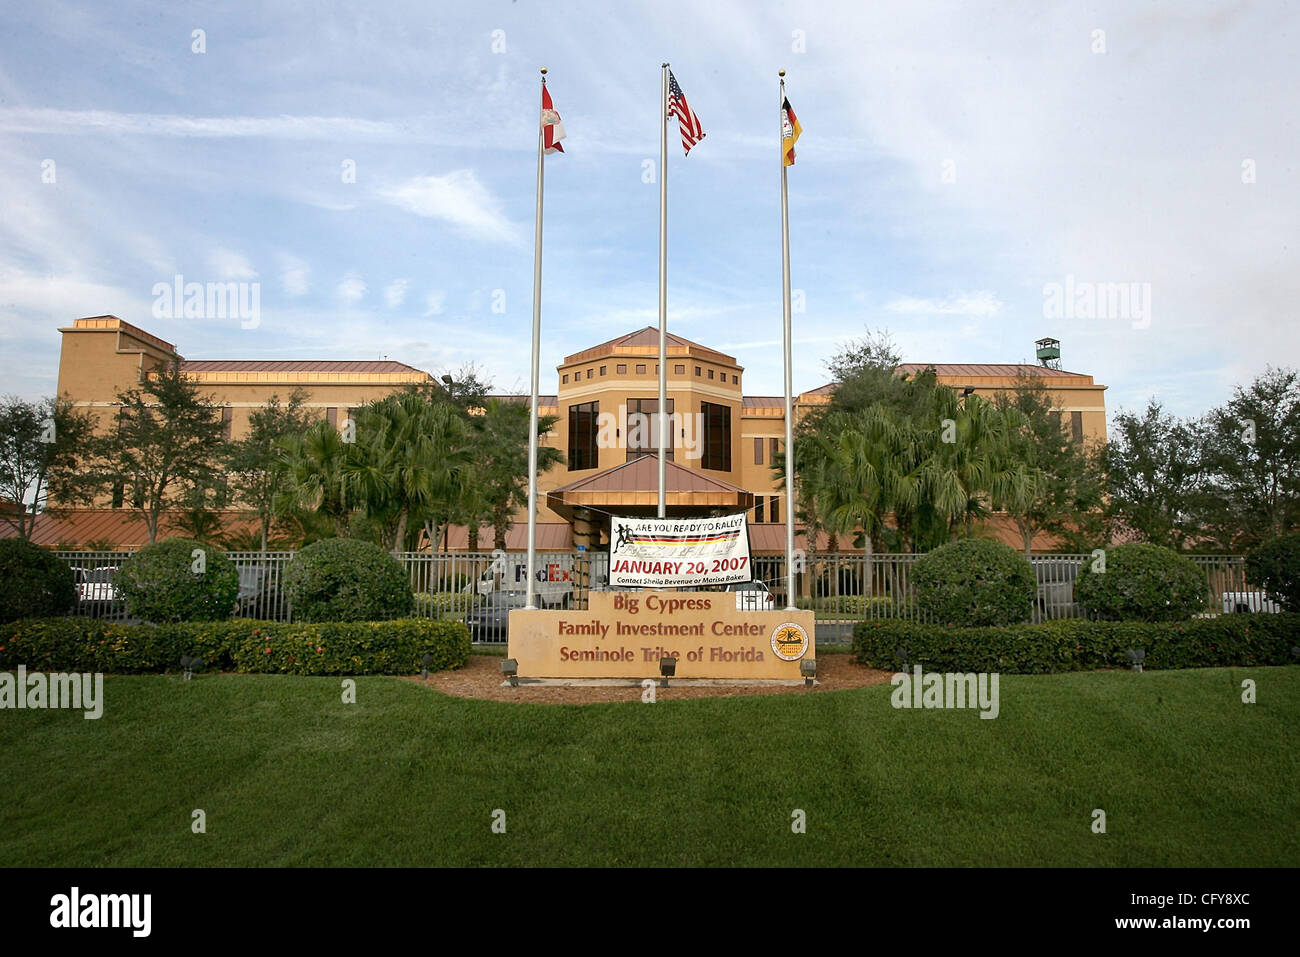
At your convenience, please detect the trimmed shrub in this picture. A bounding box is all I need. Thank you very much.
[0,617,470,676]
[414,591,474,618]
[1246,534,1300,613]
[912,538,1036,626]
[1075,543,1206,622]
[284,538,414,622]
[853,614,1300,675]
[0,539,77,623]
[117,537,239,623]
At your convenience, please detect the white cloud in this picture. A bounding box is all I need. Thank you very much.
[0,108,403,140]
[278,255,310,297]
[378,170,522,246]
[208,248,258,280]
[337,273,366,303]
[886,291,1003,319]
[423,291,445,316]
[384,279,408,308]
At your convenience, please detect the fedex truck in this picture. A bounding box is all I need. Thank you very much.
[469,553,577,608]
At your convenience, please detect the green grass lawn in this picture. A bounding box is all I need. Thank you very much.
[2,667,1297,867]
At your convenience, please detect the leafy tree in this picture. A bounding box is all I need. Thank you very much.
[225,388,315,551]
[1197,367,1300,551]
[275,420,359,538]
[344,391,471,552]
[0,395,96,539]
[84,361,227,544]
[466,397,562,552]
[1102,400,1207,550]
[993,376,1107,554]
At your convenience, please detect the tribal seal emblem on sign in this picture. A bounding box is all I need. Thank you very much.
[770,622,809,662]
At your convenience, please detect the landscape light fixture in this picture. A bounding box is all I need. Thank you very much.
[659,656,676,687]
[501,658,519,688]
[800,659,817,687]
[421,653,434,680]
[962,385,976,397]
[180,655,204,682]
[1125,648,1146,673]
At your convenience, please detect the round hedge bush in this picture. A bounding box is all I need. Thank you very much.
[118,538,240,623]
[283,538,414,622]
[912,538,1037,626]
[1075,542,1205,622]
[0,538,77,623]
[1245,533,1300,613]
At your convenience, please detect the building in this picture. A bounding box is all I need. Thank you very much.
[26,315,1107,551]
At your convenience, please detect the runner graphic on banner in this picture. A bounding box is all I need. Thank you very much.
[609,513,751,588]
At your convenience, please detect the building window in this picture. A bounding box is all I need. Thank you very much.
[707,369,714,380]
[770,437,779,463]
[562,374,569,384]
[111,480,124,509]
[701,401,731,471]
[326,407,338,428]
[733,374,739,384]
[754,437,764,465]
[617,364,627,374]
[600,365,607,376]
[626,398,674,461]
[1071,411,1084,444]
[221,406,233,441]
[695,366,701,376]
[674,364,685,375]
[586,369,593,380]
[636,364,647,375]
[770,496,780,524]
[755,498,765,523]
[568,401,599,470]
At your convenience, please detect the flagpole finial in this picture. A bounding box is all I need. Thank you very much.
[540,67,548,75]
[779,69,786,77]
[662,62,669,68]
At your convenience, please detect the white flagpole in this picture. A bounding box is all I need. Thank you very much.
[657,63,669,519]
[780,70,797,611]
[526,68,548,610]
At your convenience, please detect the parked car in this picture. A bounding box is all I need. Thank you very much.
[1221,591,1280,614]
[1032,558,1081,618]
[725,579,775,611]
[464,591,529,642]
[72,566,120,605]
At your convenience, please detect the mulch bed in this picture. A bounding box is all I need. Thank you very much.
[402,653,893,705]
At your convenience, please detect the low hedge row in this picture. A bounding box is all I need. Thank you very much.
[853,613,1300,674]
[0,617,470,676]
[413,591,474,617]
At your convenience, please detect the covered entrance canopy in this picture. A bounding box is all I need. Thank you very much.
[546,455,755,548]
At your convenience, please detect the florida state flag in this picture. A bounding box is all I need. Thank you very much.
[542,84,566,154]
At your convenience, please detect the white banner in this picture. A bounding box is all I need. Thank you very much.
[608,513,751,588]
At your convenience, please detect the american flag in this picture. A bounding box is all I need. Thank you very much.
[667,70,705,155]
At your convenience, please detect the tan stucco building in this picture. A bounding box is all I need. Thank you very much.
[35,316,1107,552]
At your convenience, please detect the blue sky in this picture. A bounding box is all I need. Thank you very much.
[1,0,1296,423]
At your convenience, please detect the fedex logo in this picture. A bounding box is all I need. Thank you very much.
[511,562,574,584]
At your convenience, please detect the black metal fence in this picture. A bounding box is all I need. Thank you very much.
[56,549,1268,643]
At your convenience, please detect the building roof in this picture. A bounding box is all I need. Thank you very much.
[180,359,429,376]
[0,509,261,548]
[563,326,737,366]
[896,362,1092,380]
[62,316,179,355]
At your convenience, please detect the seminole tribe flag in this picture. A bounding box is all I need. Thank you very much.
[609,513,751,588]
[542,84,566,153]
[781,96,801,166]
